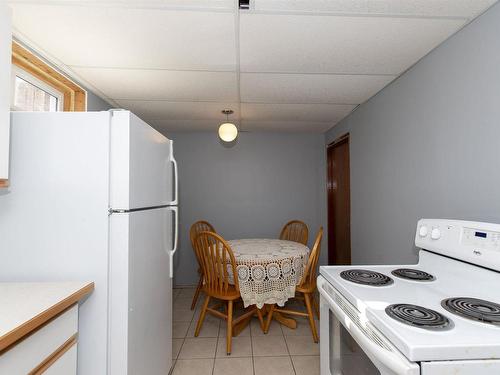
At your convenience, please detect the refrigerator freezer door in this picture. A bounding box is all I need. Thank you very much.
[109,207,172,375]
[110,110,174,210]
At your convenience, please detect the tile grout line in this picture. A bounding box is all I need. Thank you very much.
[279,309,299,375]
[174,289,319,374]
[172,289,189,372]
[212,322,219,375]
[172,288,202,373]
[250,315,255,375]
[213,305,222,374]
[282,329,297,375]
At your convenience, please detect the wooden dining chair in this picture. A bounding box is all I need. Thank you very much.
[194,231,264,354]
[189,220,216,310]
[280,220,309,245]
[265,227,323,342]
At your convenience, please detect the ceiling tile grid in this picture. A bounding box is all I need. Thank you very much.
[8,0,498,133]
[72,67,239,101]
[240,73,395,104]
[239,14,466,74]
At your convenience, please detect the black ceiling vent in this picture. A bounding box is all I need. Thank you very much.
[239,0,250,10]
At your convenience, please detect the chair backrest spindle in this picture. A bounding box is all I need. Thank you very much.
[300,227,323,289]
[190,220,216,265]
[196,231,239,295]
[280,220,309,245]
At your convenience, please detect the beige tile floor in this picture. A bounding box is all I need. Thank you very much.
[172,287,320,375]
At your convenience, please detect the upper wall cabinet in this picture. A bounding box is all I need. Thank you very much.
[0,4,11,187]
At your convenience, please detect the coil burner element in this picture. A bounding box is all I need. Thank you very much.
[340,269,394,286]
[391,268,435,281]
[442,297,500,325]
[386,304,452,330]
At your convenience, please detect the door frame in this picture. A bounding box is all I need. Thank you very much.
[327,133,351,265]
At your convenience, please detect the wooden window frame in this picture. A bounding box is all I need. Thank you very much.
[11,65,64,111]
[1,43,88,187]
[11,41,86,112]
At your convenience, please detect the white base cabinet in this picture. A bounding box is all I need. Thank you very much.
[43,344,78,375]
[0,306,78,375]
[0,282,93,375]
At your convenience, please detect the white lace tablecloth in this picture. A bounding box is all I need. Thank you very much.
[227,239,310,309]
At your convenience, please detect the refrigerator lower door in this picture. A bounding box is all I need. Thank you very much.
[109,207,172,375]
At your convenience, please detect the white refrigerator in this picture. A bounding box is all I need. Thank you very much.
[0,110,178,375]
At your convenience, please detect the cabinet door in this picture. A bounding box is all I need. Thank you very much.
[0,4,11,184]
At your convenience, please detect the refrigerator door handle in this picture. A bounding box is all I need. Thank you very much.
[167,206,178,278]
[168,142,178,206]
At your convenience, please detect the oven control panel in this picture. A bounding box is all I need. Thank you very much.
[462,227,500,251]
[415,219,500,271]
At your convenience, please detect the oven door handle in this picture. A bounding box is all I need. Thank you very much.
[318,277,420,375]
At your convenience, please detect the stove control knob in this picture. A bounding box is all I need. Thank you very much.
[419,226,428,237]
[431,228,441,240]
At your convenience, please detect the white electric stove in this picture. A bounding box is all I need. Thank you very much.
[318,219,500,375]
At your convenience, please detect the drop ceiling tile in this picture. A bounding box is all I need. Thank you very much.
[72,67,238,101]
[9,1,235,10]
[241,103,355,122]
[149,119,219,133]
[11,4,236,70]
[240,73,394,104]
[252,0,496,18]
[154,119,336,133]
[148,0,235,10]
[240,14,465,74]
[241,121,335,133]
[114,100,240,121]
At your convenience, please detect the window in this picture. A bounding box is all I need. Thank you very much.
[11,66,63,111]
[11,42,86,112]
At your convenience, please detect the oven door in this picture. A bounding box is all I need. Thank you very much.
[318,276,420,375]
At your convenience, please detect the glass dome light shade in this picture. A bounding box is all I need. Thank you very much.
[218,122,238,142]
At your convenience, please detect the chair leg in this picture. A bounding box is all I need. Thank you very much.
[226,300,233,355]
[195,295,210,337]
[304,293,319,343]
[264,304,275,334]
[256,308,265,332]
[313,293,320,319]
[191,275,203,310]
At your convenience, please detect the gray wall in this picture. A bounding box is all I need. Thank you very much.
[170,132,327,286]
[326,3,500,265]
[86,91,111,111]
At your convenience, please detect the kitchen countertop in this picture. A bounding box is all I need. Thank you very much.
[0,281,94,352]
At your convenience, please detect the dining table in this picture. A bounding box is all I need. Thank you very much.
[226,238,310,332]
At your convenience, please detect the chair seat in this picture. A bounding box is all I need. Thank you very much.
[202,285,240,301]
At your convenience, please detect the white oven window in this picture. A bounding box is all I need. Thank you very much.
[330,311,381,374]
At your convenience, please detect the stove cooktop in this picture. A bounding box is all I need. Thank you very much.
[319,250,500,362]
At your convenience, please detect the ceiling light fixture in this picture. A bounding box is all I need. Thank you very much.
[218,109,238,142]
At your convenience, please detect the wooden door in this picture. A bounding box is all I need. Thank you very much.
[327,134,351,265]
